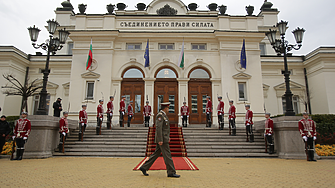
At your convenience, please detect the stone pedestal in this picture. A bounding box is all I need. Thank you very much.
[24,115,78,159]
[254,116,307,159]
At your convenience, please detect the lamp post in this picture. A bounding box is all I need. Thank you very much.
[266,20,305,116]
[28,19,70,115]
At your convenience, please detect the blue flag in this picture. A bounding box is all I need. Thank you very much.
[240,39,246,69]
[144,39,149,67]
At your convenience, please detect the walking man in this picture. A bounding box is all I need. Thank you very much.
[0,115,10,153]
[143,101,151,127]
[299,112,317,161]
[217,96,224,130]
[180,101,189,127]
[139,102,180,178]
[127,101,133,127]
[59,111,69,152]
[119,96,126,127]
[12,112,31,160]
[53,98,63,117]
[97,100,104,135]
[79,104,88,141]
[264,112,274,154]
[245,104,254,142]
[205,96,212,127]
[228,100,236,136]
[107,96,114,129]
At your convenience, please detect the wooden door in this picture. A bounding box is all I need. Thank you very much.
[121,79,144,124]
[188,80,212,124]
[154,79,178,125]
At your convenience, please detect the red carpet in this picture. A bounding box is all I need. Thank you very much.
[134,126,199,171]
[133,157,199,170]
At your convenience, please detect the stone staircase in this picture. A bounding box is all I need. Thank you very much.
[53,127,148,157]
[183,127,278,158]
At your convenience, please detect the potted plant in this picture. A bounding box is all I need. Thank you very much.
[107,4,115,14]
[136,3,146,11]
[218,5,227,15]
[207,3,218,11]
[188,3,198,11]
[117,3,127,11]
[78,4,87,14]
[246,5,254,16]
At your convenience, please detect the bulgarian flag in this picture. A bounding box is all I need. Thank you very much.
[178,40,184,68]
[86,39,93,70]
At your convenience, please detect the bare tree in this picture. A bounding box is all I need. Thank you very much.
[1,74,43,113]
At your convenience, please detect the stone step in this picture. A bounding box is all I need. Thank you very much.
[184,135,263,139]
[53,152,145,157]
[65,141,146,145]
[67,135,147,138]
[187,153,278,157]
[185,142,264,146]
[184,138,264,142]
[65,145,146,149]
[63,148,144,152]
[66,138,147,142]
[186,148,266,153]
[185,145,265,149]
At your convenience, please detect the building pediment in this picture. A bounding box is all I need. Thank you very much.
[263,83,270,98]
[35,80,59,89]
[274,81,305,90]
[81,71,100,79]
[232,72,252,79]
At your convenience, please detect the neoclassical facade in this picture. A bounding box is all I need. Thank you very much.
[1,0,334,126]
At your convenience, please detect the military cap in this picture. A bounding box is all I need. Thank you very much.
[99,99,104,102]
[110,96,114,99]
[160,102,170,106]
[129,100,133,103]
[63,111,69,115]
[229,100,234,103]
[146,100,149,103]
[245,104,250,107]
[21,111,28,115]
[82,104,87,107]
[218,96,222,99]
[121,95,126,98]
[206,96,211,99]
[57,97,62,100]
[183,101,186,104]
[265,112,271,116]
[302,112,309,115]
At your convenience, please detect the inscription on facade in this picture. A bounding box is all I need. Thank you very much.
[119,21,214,28]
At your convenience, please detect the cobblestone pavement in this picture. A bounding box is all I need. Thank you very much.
[1,157,334,188]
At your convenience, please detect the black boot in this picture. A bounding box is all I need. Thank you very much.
[269,144,274,154]
[107,122,111,129]
[12,149,20,160]
[120,121,123,127]
[78,133,82,141]
[249,134,254,142]
[309,150,317,162]
[208,122,212,128]
[221,122,224,130]
[232,129,236,136]
[96,126,100,135]
[18,149,24,160]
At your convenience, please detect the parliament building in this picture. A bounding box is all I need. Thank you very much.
[1,0,335,127]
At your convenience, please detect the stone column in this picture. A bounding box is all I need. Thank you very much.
[177,78,189,127]
[144,78,155,127]
[111,78,122,126]
[211,78,221,128]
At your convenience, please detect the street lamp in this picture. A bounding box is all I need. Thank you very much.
[28,19,70,115]
[266,20,305,116]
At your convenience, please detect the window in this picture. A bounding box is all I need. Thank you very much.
[169,95,175,113]
[191,95,197,113]
[157,95,164,112]
[189,69,210,78]
[259,43,266,55]
[86,82,94,100]
[126,43,141,50]
[123,68,143,78]
[192,44,206,50]
[282,95,300,114]
[135,95,141,113]
[68,43,73,55]
[238,82,247,101]
[33,95,50,115]
[156,68,177,78]
[159,43,174,50]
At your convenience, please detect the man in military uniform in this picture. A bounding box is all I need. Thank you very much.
[228,100,236,136]
[299,112,317,161]
[12,112,31,160]
[264,112,274,154]
[97,100,104,135]
[139,102,180,178]
[143,101,151,127]
[53,98,63,117]
[59,111,69,152]
[245,104,254,142]
[180,101,189,127]
[205,96,212,127]
[119,96,126,127]
[127,100,134,127]
[217,96,224,130]
[107,96,114,129]
[79,104,88,141]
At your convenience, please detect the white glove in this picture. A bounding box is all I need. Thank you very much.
[100,118,102,121]
[122,112,124,115]
[12,136,15,140]
[303,136,307,142]
[181,116,183,119]
[313,136,316,140]
[110,113,112,116]
[187,115,189,118]
[230,118,233,120]
[62,132,66,136]
[246,123,250,126]
[268,134,271,136]
[129,115,132,118]
[264,134,266,137]
[23,137,27,140]
[206,112,209,114]
[81,123,84,126]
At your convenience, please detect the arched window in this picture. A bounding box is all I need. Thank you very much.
[123,68,143,78]
[189,68,210,78]
[156,68,177,78]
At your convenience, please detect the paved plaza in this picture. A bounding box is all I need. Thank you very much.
[1,157,334,187]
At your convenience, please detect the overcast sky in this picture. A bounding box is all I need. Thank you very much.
[1,0,334,55]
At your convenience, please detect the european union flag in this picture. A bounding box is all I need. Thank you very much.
[144,39,149,67]
[240,39,247,69]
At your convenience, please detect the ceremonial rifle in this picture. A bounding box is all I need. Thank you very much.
[62,134,65,153]
[226,92,231,135]
[305,141,309,161]
[109,89,116,130]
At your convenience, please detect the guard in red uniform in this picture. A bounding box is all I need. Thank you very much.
[127,101,134,127]
[180,101,189,127]
[119,96,126,127]
[143,101,151,127]
[206,96,212,127]
[97,100,104,135]
[107,96,114,129]
[79,104,88,141]
[245,104,254,142]
[59,111,69,152]
[12,112,31,160]
[264,112,274,154]
[217,96,224,130]
[299,112,317,161]
[228,100,236,136]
